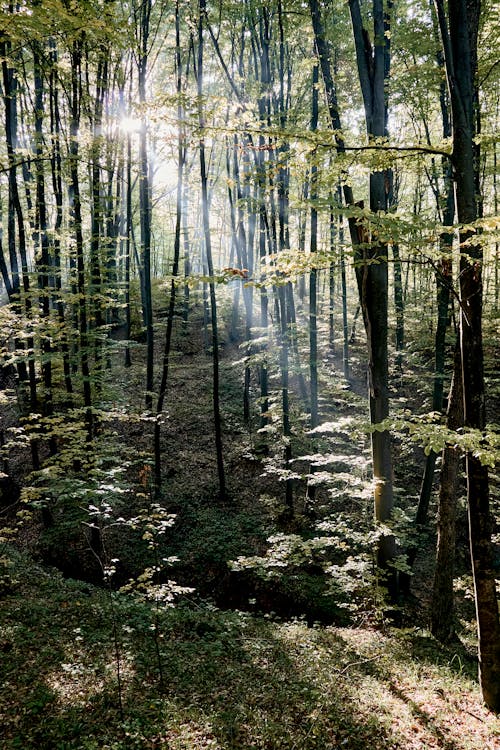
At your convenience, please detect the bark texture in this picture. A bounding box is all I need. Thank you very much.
[435,0,500,711]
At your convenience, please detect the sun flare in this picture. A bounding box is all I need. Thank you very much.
[119,115,142,134]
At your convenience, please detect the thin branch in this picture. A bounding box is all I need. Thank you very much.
[478,58,500,87]
[200,124,452,158]
[203,11,246,107]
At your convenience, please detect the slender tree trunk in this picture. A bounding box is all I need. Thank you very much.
[70,42,93,437]
[348,0,397,597]
[198,0,226,501]
[49,41,73,400]
[328,206,335,355]
[309,61,319,429]
[297,174,309,305]
[33,41,55,448]
[402,31,456,589]
[306,61,320,503]
[138,0,154,409]
[392,243,404,358]
[154,0,185,495]
[1,31,30,397]
[255,8,271,438]
[2,22,38,468]
[258,198,269,434]
[89,52,107,392]
[310,0,397,596]
[337,188,350,380]
[182,181,191,326]
[431,342,462,641]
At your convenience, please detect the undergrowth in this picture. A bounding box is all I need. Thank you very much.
[0,548,499,750]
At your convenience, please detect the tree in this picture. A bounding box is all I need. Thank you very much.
[154,0,186,495]
[310,0,397,597]
[197,0,226,502]
[136,0,154,409]
[435,0,500,711]
[348,0,396,597]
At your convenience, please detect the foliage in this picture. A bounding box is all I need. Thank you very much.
[0,0,499,730]
[0,548,499,749]
[373,412,500,468]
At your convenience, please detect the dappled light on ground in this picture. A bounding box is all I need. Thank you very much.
[1,554,499,749]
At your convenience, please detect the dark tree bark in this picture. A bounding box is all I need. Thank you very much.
[404,38,455,586]
[431,343,462,641]
[137,0,154,409]
[154,0,185,495]
[33,38,55,444]
[309,60,319,430]
[336,186,349,380]
[0,32,20,299]
[435,0,500,711]
[348,0,396,596]
[1,28,33,397]
[198,0,226,502]
[310,0,397,597]
[1,19,38,468]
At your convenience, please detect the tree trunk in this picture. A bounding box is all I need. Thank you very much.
[70,41,93,438]
[198,0,226,502]
[309,61,319,429]
[348,0,397,598]
[310,0,397,597]
[392,243,404,358]
[49,41,73,400]
[154,0,185,495]
[138,0,154,410]
[406,56,455,580]
[337,188,349,380]
[33,40,55,449]
[435,0,500,711]
[431,343,462,641]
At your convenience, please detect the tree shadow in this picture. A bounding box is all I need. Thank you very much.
[116,610,427,749]
[399,630,478,681]
[1,570,489,750]
[310,628,483,750]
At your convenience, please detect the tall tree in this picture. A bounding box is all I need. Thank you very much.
[154,0,186,495]
[197,0,226,501]
[136,0,154,409]
[309,60,319,430]
[33,32,55,430]
[435,0,500,711]
[310,0,397,596]
[69,37,93,436]
[348,0,396,597]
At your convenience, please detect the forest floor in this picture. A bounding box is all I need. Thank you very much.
[0,551,498,750]
[0,291,499,748]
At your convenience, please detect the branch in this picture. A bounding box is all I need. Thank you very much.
[348,0,373,118]
[335,653,384,675]
[203,10,246,108]
[478,58,500,87]
[200,124,452,159]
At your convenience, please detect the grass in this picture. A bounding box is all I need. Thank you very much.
[1,549,499,750]
[1,306,499,749]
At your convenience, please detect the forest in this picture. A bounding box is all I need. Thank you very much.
[0,0,499,747]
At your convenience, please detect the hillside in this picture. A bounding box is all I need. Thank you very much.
[1,297,499,749]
